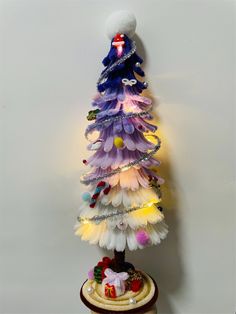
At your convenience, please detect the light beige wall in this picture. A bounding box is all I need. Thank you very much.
[0,0,235,313]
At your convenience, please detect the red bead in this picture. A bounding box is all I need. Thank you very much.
[83,159,87,164]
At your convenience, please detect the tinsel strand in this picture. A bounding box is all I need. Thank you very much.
[85,108,152,139]
[97,40,136,86]
[80,135,161,185]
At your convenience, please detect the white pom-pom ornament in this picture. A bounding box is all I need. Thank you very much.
[106,10,137,39]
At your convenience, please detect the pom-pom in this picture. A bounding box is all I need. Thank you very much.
[106,11,136,39]
[88,269,94,280]
[136,230,150,245]
[114,136,124,149]
[102,256,112,265]
[82,192,91,202]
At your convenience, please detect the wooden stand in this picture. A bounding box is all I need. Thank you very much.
[90,305,157,314]
[80,272,158,314]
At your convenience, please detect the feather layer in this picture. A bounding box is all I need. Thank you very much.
[75,220,168,251]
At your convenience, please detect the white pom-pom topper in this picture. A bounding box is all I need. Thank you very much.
[106,10,137,39]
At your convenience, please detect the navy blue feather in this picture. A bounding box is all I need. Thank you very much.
[98,35,146,94]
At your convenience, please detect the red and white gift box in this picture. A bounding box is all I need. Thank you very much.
[102,268,129,298]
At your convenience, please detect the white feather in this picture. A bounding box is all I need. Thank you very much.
[75,220,168,251]
[112,189,122,207]
[126,229,138,251]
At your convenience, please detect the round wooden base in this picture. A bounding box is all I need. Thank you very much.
[80,272,158,314]
[90,306,157,314]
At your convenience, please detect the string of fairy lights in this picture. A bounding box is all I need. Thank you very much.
[80,135,161,185]
[77,40,162,225]
[77,200,162,225]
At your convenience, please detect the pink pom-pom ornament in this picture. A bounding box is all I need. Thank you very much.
[136,230,150,246]
[88,269,94,280]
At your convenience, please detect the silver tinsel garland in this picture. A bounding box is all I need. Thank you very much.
[80,135,161,185]
[97,40,136,86]
[77,207,137,224]
[77,40,162,225]
[77,202,161,225]
[85,108,152,139]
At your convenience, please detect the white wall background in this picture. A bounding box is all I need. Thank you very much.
[0,0,235,313]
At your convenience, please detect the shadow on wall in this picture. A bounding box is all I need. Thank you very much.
[101,34,184,314]
[125,103,184,314]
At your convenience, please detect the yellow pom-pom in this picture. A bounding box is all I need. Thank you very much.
[114,137,124,149]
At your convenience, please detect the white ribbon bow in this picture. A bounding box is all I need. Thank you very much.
[102,268,129,289]
[122,78,137,86]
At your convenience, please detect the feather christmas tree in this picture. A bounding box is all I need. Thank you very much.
[77,11,168,314]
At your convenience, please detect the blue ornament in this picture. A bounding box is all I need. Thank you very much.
[82,192,91,202]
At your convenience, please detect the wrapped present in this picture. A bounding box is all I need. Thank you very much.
[92,257,112,284]
[102,268,129,298]
[94,266,103,284]
[130,279,142,292]
[104,283,117,298]
[125,269,143,292]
